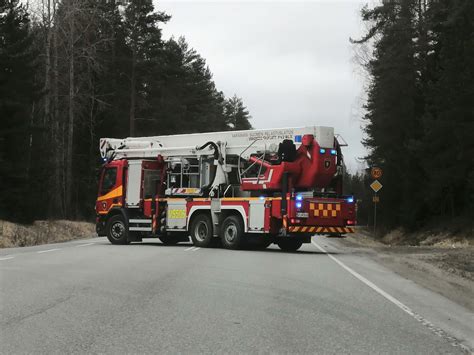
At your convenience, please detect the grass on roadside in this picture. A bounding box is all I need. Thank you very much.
[0,220,95,248]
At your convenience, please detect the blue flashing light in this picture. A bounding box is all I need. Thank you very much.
[319,148,326,154]
[347,196,354,203]
[296,202,302,209]
[296,194,303,201]
[330,149,337,155]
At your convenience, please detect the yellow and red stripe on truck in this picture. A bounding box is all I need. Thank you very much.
[288,226,355,233]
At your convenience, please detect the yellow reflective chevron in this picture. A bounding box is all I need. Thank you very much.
[288,226,355,234]
[97,186,123,202]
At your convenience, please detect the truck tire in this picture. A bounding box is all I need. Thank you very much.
[220,215,244,250]
[106,215,129,245]
[190,213,213,247]
[277,239,303,252]
[158,235,179,245]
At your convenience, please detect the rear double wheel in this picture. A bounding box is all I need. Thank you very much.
[277,239,303,252]
[190,214,214,247]
[220,215,244,250]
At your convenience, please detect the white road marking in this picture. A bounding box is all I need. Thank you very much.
[75,243,95,247]
[0,256,14,261]
[37,248,60,254]
[185,246,197,251]
[311,240,471,353]
[192,247,201,251]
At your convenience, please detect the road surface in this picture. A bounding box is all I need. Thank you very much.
[1,236,473,354]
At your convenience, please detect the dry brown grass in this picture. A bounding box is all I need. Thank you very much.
[0,220,95,248]
[380,227,474,248]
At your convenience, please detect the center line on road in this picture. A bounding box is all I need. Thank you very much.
[37,248,60,254]
[75,243,95,247]
[0,256,14,261]
[311,240,471,353]
[185,246,197,251]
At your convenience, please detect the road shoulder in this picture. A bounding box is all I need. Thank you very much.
[337,232,474,312]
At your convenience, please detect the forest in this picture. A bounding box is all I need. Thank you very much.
[1,0,472,233]
[350,0,473,231]
[0,0,252,222]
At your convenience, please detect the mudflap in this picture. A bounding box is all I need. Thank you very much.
[96,216,106,236]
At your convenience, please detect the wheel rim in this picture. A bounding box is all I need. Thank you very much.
[194,221,209,242]
[224,223,238,243]
[111,221,125,240]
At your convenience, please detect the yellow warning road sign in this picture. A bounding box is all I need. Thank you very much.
[370,180,383,193]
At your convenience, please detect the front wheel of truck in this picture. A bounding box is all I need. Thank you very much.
[106,215,129,245]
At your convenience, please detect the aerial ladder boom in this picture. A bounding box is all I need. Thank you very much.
[100,126,335,160]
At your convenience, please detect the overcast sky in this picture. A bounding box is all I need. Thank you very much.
[155,0,368,172]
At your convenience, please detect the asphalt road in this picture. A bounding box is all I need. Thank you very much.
[1,236,473,354]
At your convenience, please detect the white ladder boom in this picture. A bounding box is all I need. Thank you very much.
[100,126,335,160]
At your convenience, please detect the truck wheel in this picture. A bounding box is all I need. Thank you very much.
[277,239,303,252]
[220,215,244,250]
[106,215,129,245]
[158,235,179,245]
[190,214,213,247]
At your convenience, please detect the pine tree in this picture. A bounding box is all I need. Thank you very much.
[353,0,425,228]
[123,0,169,136]
[147,36,230,135]
[224,95,252,130]
[422,0,474,219]
[0,0,38,221]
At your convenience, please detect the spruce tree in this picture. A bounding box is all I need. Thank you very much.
[353,0,425,228]
[0,0,38,221]
[422,0,474,219]
[123,0,169,136]
[224,95,252,130]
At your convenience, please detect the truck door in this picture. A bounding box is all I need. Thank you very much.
[96,161,125,215]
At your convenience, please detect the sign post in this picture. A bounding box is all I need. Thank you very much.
[370,179,383,234]
[373,194,377,234]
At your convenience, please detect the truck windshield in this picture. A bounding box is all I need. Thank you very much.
[100,167,117,195]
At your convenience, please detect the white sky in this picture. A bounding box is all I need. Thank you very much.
[155,0,369,172]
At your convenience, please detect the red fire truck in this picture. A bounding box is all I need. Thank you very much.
[96,126,356,251]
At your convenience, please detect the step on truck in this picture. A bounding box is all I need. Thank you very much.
[95,126,356,251]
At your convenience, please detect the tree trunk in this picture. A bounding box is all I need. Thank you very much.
[129,49,137,137]
[65,5,75,218]
[52,5,64,217]
[43,0,51,126]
